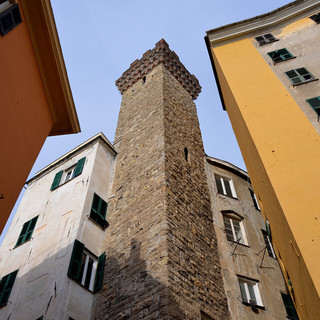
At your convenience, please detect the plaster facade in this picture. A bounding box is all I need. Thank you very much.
[206,157,289,320]
[0,0,80,232]
[0,133,115,320]
[206,1,320,318]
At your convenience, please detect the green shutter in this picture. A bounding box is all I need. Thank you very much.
[15,216,38,247]
[50,170,63,190]
[94,252,105,293]
[281,293,299,320]
[73,157,86,178]
[0,270,18,307]
[68,240,84,281]
[90,194,109,229]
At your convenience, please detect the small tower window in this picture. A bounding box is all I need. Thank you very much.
[184,147,188,162]
[142,76,146,83]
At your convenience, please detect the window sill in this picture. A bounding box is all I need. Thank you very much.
[51,176,77,191]
[242,302,266,310]
[258,39,279,46]
[69,278,95,294]
[88,216,109,230]
[272,56,296,64]
[292,78,319,87]
[13,239,31,249]
[217,193,238,200]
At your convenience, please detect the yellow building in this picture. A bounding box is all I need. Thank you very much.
[205,1,320,319]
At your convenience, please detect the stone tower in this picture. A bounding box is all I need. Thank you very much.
[93,39,229,320]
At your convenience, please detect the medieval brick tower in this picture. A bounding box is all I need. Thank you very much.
[93,40,230,319]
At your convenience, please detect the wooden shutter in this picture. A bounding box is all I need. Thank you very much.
[25,216,38,242]
[15,216,38,246]
[73,157,86,177]
[68,240,84,281]
[94,252,105,292]
[50,170,63,190]
[0,270,18,307]
[90,194,109,228]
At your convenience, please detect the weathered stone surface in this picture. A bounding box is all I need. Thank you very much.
[93,42,229,319]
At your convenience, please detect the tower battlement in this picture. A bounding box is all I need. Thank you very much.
[115,39,201,99]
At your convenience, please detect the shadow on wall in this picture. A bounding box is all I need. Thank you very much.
[0,240,96,320]
[92,238,186,320]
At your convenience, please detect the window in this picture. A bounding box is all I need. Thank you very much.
[249,188,260,211]
[309,12,320,23]
[68,240,105,293]
[285,68,317,85]
[222,211,247,245]
[255,33,278,46]
[215,174,237,198]
[90,193,109,229]
[0,270,18,307]
[262,230,276,258]
[267,48,294,63]
[35,317,43,320]
[50,157,86,191]
[281,293,299,320]
[0,2,22,36]
[238,277,263,307]
[306,97,320,121]
[15,216,38,247]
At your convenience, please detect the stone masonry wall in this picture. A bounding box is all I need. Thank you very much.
[162,66,230,319]
[93,41,230,319]
[93,65,171,319]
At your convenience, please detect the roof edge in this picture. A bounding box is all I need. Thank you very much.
[20,0,80,135]
[27,132,116,185]
[206,0,319,45]
[206,155,249,182]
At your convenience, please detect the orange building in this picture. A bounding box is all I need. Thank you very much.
[0,0,80,233]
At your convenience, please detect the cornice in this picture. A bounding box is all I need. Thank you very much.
[19,0,80,135]
[116,39,201,100]
[207,0,320,46]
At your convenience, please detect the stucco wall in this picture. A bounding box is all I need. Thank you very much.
[0,137,115,320]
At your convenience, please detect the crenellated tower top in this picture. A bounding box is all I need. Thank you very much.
[115,39,201,99]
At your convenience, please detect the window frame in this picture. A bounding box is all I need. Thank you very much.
[89,193,109,229]
[222,211,248,246]
[255,33,278,46]
[285,68,318,86]
[68,240,105,293]
[0,270,18,307]
[50,157,86,191]
[0,2,22,37]
[249,188,260,211]
[281,292,299,320]
[15,216,38,247]
[306,96,320,121]
[238,277,264,308]
[215,174,237,198]
[309,12,320,23]
[267,48,295,63]
[261,230,276,258]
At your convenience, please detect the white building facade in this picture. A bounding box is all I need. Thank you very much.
[0,133,116,320]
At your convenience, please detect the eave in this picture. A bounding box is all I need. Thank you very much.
[19,0,80,135]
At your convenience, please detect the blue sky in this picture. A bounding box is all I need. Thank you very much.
[1,0,293,241]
